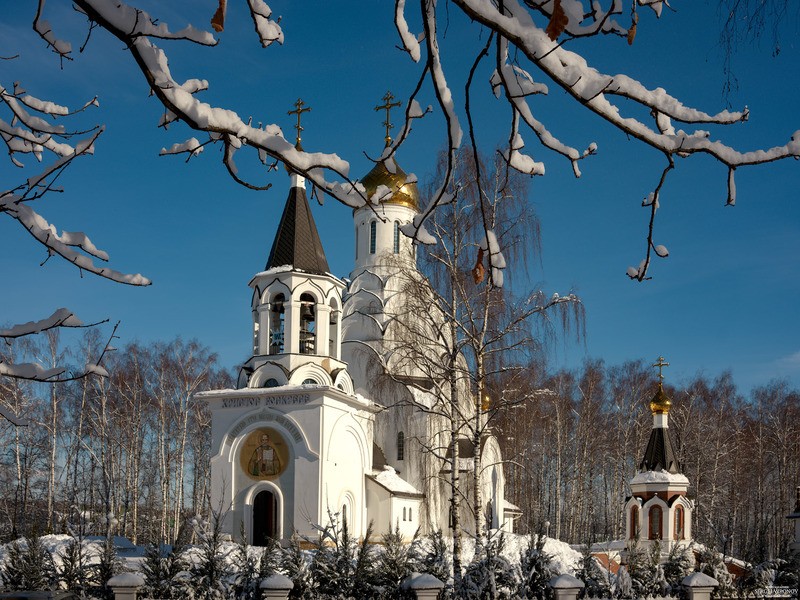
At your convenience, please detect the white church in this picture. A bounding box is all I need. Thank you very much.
[196,102,516,545]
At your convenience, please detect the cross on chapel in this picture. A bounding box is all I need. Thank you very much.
[653,356,669,381]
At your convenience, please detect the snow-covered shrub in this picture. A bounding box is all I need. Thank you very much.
[774,552,800,588]
[517,534,553,600]
[141,539,191,599]
[232,523,260,600]
[90,537,122,600]
[576,548,611,598]
[663,543,694,593]
[189,514,233,600]
[373,524,421,599]
[57,537,93,596]
[694,545,734,598]
[1,533,57,591]
[419,529,452,588]
[257,534,281,580]
[623,539,662,598]
[459,532,518,599]
[281,535,313,600]
[614,565,633,599]
[309,512,378,599]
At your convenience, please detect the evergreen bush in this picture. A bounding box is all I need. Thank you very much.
[517,533,553,600]
[309,511,378,599]
[141,538,190,599]
[57,537,92,596]
[232,523,260,600]
[1,532,57,591]
[281,535,313,600]
[189,514,233,600]
[576,547,611,598]
[459,531,518,600]
[374,524,421,599]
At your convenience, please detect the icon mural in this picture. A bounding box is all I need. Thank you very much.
[240,428,288,479]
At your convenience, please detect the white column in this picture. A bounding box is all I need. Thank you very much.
[286,301,300,354]
[316,304,331,356]
[257,305,269,355]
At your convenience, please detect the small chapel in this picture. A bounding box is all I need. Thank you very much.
[624,359,694,555]
[196,97,515,545]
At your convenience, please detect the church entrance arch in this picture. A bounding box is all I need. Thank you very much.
[252,490,278,545]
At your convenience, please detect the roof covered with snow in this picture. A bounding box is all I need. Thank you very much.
[368,466,423,497]
[631,469,689,485]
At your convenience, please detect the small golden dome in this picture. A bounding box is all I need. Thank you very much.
[649,383,672,414]
[361,158,420,211]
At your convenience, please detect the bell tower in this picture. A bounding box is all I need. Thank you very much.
[241,99,351,391]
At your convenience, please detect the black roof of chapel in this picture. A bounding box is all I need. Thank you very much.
[640,427,681,474]
[265,184,330,275]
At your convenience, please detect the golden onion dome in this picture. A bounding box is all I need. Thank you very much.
[649,383,673,414]
[361,158,420,211]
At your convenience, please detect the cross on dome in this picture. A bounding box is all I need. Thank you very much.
[288,98,312,149]
[374,91,401,147]
[653,356,670,381]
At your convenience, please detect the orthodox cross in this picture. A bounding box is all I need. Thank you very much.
[288,98,311,147]
[374,91,401,146]
[653,356,669,381]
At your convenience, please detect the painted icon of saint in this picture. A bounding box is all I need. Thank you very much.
[249,433,281,477]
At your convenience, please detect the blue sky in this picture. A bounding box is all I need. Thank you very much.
[2,1,799,394]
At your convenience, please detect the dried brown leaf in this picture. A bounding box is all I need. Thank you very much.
[211,0,227,33]
[472,248,486,284]
[627,18,637,45]
[545,0,569,42]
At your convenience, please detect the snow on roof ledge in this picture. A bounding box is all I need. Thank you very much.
[369,465,423,496]
[631,469,689,485]
[249,264,344,285]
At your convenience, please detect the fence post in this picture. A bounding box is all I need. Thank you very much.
[401,572,445,600]
[549,573,585,600]
[260,573,294,599]
[107,573,145,600]
[682,572,719,600]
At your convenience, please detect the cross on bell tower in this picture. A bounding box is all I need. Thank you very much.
[288,98,312,150]
[374,91,401,147]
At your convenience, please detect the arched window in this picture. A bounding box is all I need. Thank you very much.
[264,378,280,388]
[299,293,316,354]
[397,431,405,461]
[269,294,285,354]
[403,507,407,521]
[674,505,685,540]
[302,378,317,385]
[649,505,663,540]
[393,221,400,253]
[630,506,639,539]
[369,221,377,254]
[342,504,348,526]
[355,224,360,259]
[409,507,413,521]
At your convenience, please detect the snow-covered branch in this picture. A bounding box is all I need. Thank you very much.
[453,0,798,279]
[20,0,800,282]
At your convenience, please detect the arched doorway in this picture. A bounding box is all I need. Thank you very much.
[252,490,278,546]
